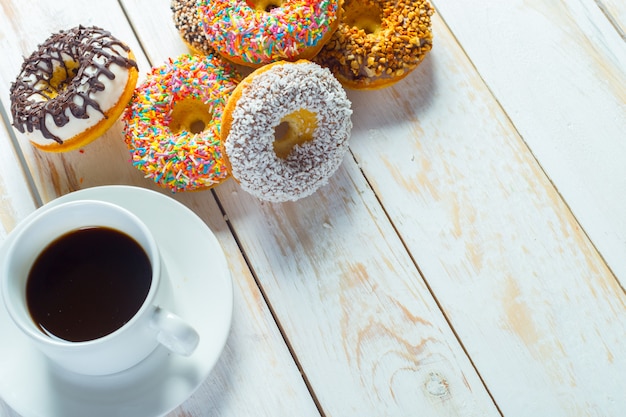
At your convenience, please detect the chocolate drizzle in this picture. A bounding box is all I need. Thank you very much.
[9,26,137,144]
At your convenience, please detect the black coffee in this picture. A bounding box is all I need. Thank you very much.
[26,226,152,342]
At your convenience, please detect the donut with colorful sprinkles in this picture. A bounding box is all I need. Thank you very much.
[221,60,352,202]
[198,0,341,68]
[122,54,241,192]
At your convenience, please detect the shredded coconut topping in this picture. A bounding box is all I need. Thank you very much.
[225,61,352,202]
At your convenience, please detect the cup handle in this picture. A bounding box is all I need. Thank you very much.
[150,307,200,356]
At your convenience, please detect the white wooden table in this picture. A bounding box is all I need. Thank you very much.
[0,0,625,416]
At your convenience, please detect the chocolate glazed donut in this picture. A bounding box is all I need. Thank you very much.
[10,26,138,152]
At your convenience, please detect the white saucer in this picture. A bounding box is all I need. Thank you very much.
[0,186,233,417]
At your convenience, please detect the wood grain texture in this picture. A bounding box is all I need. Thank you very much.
[0,1,320,416]
[348,10,626,417]
[170,192,322,417]
[215,165,500,417]
[433,0,626,287]
[0,0,624,416]
[0,111,36,241]
[597,0,626,38]
[122,0,501,415]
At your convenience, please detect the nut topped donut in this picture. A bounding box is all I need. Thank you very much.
[10,26,138,152]
[198,0,341,68]
[122,54,241,192]
[314,0,434,89]
[171,0,215,55]
[221,60,352,202]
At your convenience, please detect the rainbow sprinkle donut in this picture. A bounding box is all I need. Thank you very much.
[122,54,241,192]
[198,0,341,68]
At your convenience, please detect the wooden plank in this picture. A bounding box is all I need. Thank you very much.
[597,0,626,38]
[433,0,626,287]
[347,10,626,417]
[121,0,502,415]
[161,192,322,417]
[0,109,36,241]
[215,166,502,416]
[0,1,320,416]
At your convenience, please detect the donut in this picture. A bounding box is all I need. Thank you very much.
[171,0,215,56]
[9,26,138,152]
[198,0,341,68]
[314,0,434,89]
[221,60,352,202]
[122,54,241,192]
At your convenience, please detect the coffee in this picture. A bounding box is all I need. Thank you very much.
[26,226,152,342]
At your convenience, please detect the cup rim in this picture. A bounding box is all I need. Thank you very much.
[1,199,161,347]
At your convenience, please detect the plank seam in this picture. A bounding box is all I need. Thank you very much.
[348,148,505,416]
[432,0,626,297]
[0,99,43,208]
[593,0,626,42]
[210,189,326,417]
[116,0,155,68]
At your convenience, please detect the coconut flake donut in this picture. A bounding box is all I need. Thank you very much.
[171,0,215,55]
[198,0,341,68]
[9,26,138,152]
[314,0,434,89]
[221,60,352,202]
[122,54,241,192]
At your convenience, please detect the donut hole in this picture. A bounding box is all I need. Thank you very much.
[344,2,383,35]
[189,120,207,134]
[169,98,213,135]
[41,60,80,99]
[248,0,283,12]
[273,109,317,159]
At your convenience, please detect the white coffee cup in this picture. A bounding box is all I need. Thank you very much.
[1,200,199,375]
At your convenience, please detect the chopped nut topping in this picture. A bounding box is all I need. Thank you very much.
[314,0,434,89]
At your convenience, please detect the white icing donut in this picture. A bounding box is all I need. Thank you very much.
[10,26,138,152]
[221,60,353,202]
